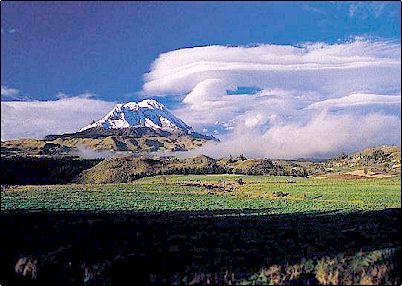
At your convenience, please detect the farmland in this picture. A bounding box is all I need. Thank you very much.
[1,174,401,285]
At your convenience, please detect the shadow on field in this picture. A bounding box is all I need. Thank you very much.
[0,208,400,285]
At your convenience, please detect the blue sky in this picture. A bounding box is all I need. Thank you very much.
[1,1,400,102]
[1,1,401,159]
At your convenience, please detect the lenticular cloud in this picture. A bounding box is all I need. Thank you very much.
[142,38,401,158]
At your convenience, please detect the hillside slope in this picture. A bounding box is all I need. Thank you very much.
[320,145,401,178]
[76,155,309,184]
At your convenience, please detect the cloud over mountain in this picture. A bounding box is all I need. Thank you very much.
[142,38,401,158]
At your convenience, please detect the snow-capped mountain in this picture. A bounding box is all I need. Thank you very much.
[78,99,193,134]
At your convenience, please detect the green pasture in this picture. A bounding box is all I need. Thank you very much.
[1,175,400,214]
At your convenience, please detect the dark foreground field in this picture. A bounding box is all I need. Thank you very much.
[1,208,400,285]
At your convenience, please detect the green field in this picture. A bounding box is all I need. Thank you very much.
[2,175,400,213]
[2,174,401,285]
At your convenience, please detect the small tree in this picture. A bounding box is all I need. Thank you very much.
[238,154,247,161]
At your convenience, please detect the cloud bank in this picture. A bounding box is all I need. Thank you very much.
[1,95,116,141]
[142,38,401,158]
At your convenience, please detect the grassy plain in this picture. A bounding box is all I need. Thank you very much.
[2,174,400,213]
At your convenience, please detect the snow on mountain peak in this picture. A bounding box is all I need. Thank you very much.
[137,99,165,109]
[78,99,192,133]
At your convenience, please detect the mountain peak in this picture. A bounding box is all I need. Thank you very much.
[137,99,165,109]
[118,99,165,111]
[78,99,192,133]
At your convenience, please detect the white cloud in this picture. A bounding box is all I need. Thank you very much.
[188,111,401,159]
[306,93,401,110]
[1,86,20,98]
[0,27,17,35]
[1,95,116,141]
[346,1,389,19]
[1,86,33,101]
[143,39,400,97]
[142,39,401,158]
[55,91,95,99]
